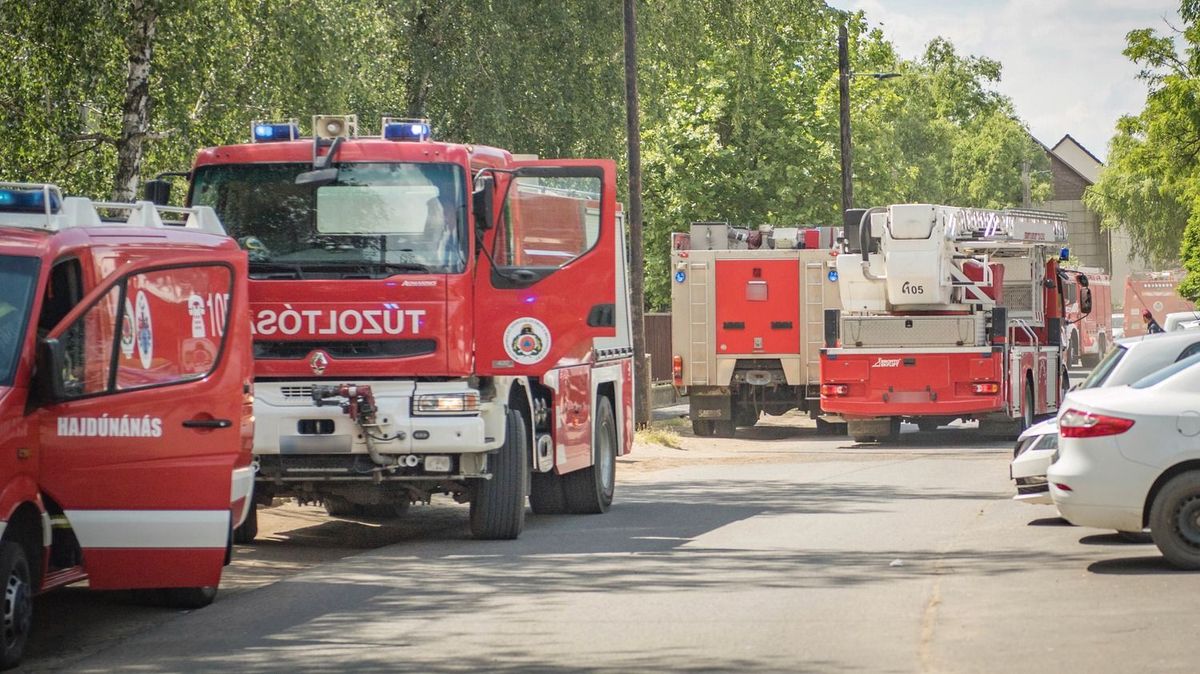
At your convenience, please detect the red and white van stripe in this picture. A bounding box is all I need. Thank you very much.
[63,510,230,549]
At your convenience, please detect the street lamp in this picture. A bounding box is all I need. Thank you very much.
[836,22,898,215]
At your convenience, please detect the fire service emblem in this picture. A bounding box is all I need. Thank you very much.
[503,317,552,365]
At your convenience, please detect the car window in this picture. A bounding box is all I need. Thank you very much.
[1177,341,1200,362]
[1131,352,1200,389]
[1079,345,1126,389]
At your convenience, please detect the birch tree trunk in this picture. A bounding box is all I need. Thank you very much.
[112,0,158,201]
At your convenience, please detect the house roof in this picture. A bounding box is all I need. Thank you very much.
[1049,134,1103,183]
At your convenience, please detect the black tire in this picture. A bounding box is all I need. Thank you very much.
[232,505,258,544]
[530,472,568,514]
[712,420,736,438]
[563,397,617,514]
[361,501,410,519]
[469,408,528,539]
[1022,380,1035,432]
[0,542,32,670]
[160,586,218,609]
[691,419,715,436]
[323,496,360,517]
[733,406,758,428]
[815,418,838,435]
[1149,471,1200,569]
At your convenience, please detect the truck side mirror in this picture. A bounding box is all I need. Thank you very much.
[1080,287,1093,315]
[473,176,495,232]
[35,338,68,403]
[1076,273,1089,288]
[143,180,172,206]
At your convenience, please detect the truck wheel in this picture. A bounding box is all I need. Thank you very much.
[1022,380,1035,431]
[691,420,715,436]
[361,501,410,519]
[564,398,617,514]
[323,496,360,517]
[469,408,528,539]
[734,406,758,428]
[0,542,31,670]
[232,505,258,544]
[530,472,568,514]
[160,586,218,609]
[1149,471,1200,569]
[713,420,736,438]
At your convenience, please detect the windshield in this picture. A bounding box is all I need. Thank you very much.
[1132,352,1200,389]
[191,162,467,278]
[0,256,39,386]
[1078,344,1126,389]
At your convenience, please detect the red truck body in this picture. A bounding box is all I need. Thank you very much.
[820,205,1075,441]
[1123,270,1192,337]
[1062,267,1112,365]
[0,185,253,666]
[173,117,633,539]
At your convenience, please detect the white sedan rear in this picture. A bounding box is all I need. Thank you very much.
[1048,354,1200,568]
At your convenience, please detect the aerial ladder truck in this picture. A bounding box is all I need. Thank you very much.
[820,204,1087,442]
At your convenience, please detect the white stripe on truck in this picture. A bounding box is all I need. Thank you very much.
[64,510,230,549]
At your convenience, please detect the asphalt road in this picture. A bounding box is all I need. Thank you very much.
[20,408,1200,673]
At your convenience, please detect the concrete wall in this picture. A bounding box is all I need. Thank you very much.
[1043,198,1110,272]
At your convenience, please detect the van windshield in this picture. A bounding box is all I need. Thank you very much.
[0,256,40,386]
[190,162,467,278]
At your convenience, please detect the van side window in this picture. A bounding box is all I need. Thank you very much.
[54,264,233,399]
[38,258,83,336]
[1177,341,1200,362]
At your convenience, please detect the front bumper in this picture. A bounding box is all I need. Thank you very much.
[253,379,496,457]
[1011,446,1055,506]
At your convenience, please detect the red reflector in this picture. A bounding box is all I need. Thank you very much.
[971,382,1000,395]
[1053,483,1073,492]
[821,384,849,396]
[672,355,684,388]
[1059,408,1135,438]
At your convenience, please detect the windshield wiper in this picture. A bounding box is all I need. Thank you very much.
[248,261,306,279]
[340,262,431,278]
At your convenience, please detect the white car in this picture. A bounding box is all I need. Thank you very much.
[1011,330,1200,504]
[1111,313,1124,341]
[1048,353,1200,569]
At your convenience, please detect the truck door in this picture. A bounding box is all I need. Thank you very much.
[37,259,244,590]
[475,160,618,375]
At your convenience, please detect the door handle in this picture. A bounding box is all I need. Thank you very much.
[183,418,233,429]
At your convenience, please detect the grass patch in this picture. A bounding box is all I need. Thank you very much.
[636,424,682,449]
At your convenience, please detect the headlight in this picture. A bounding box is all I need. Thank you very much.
[412,392,480,416]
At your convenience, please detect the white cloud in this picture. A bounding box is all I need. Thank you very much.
[840,0,1181,161]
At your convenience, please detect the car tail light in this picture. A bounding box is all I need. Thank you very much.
[672,355,684,388]
[972,382,1000,395]
[821,384,849,397]
[1059,408,1134,438]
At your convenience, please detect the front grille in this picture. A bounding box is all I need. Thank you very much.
[255,339,437,360]
[281,386,314,399]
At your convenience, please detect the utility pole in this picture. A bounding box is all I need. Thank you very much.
[837,21,853,215]
[623,0,651,427]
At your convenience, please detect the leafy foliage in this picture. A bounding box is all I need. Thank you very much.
[1085,2,1200,297]
[0,0,1046,309]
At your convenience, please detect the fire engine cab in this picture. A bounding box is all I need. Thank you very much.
[149,116,633,540]
[0,183,253,668]
[821,204,1081,442]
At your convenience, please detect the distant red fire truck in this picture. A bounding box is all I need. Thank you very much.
[1123,270,1193,337]
[1063,267,1112,366]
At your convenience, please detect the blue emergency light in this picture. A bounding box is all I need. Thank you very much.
[383,121,431,142]
[0,188,60,213]
[252,122,300,142]
[1060,247,1070,261]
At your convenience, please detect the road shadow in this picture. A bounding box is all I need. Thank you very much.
[1027,517,1073,527]
[1078,532,1153,546]
[1087,556,1196,575]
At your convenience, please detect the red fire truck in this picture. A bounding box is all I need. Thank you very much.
[1063,267,1112,366]
[1123,270,1192,337]
[0,183,254,667]
[820,205,1083,442]
[149,116,633,540]
[669,222,842,436]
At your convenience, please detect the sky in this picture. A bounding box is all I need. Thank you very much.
[839,0,1183,162]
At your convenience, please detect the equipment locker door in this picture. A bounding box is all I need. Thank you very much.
[474,160,618,375]
[37,259,244,590]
